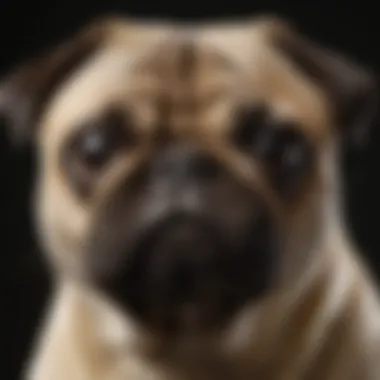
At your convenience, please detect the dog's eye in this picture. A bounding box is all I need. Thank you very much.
[71,111,132,170]
[262,126,313,192]
[77,125,119,168]
[63,110,135,198]
[235,110,313,196]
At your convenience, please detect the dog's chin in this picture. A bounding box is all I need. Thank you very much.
[100,212,277,335]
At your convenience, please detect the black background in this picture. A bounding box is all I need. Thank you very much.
[1,1,379,379]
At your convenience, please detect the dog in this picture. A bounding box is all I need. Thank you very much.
[1,15,380,380]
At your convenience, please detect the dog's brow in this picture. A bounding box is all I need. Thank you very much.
[127,41,240,135]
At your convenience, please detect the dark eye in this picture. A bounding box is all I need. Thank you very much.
[71,110,132,170]
[235,109,313,196]
[62,110,134,198]
[263,126,313,192]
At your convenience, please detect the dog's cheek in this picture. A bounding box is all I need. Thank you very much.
[33,177,91,274]
[278,178,327,288]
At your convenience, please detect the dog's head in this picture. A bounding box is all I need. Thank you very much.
[1,16,377,334]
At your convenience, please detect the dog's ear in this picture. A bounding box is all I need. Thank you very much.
[264,17,378,151]
[0,17,122,148]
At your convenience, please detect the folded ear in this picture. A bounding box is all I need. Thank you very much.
[0,17,123,147]
[266,17,378,150]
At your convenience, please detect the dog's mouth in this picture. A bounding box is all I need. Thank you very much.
[100,212,277,334]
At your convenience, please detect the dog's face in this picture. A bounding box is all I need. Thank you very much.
[1,17,376,334]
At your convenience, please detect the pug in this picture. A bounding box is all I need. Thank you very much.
[1,15,379,380]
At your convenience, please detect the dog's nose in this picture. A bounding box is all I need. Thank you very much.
[150,143,220,185]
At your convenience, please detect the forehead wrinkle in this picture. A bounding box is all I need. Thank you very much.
[39,25,332,154]
[138,40,243,135]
